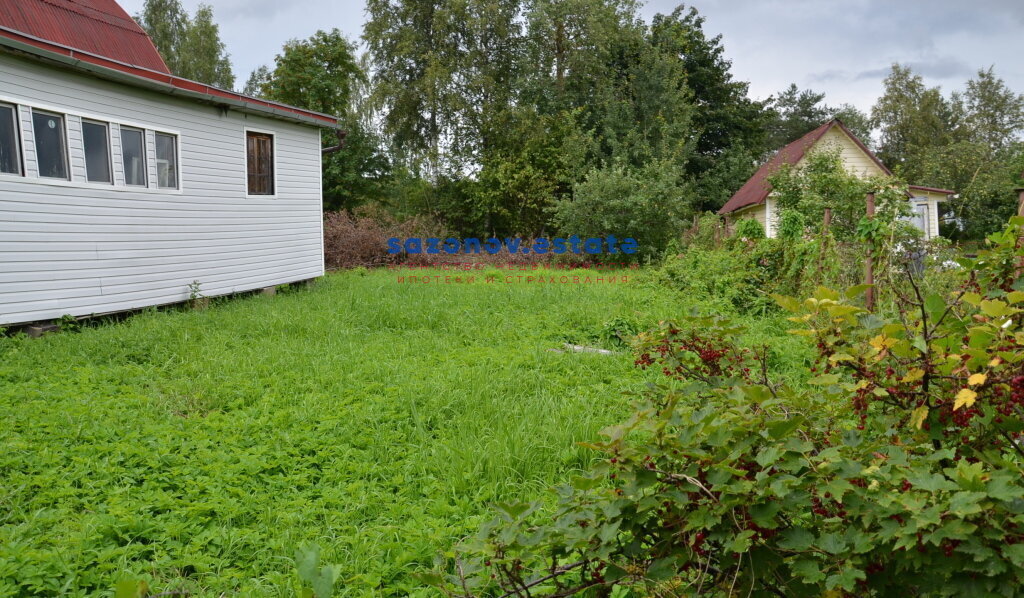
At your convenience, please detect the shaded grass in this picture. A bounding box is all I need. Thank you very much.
[0,268,807,596]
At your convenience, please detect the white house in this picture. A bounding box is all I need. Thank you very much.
[0,0,337,326]
[718,119,953,239]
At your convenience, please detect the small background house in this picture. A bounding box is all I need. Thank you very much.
[0,0,337,326]
[718,119,952,239]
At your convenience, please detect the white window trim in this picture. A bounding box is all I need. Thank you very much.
[244,126,278,199]
[81,118,114,185]
[120,125,149,188]
[0,93,184,195]
[0,101,23,178]
[30,107,71,181]
[154,130,182,190]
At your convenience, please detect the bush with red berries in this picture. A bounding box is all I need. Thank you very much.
[424,218,1024,597]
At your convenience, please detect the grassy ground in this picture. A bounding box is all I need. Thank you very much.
[0,268,807,596]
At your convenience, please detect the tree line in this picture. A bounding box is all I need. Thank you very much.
[135,0,1024,248]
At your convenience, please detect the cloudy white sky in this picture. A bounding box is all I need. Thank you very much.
[119,0,1024,112]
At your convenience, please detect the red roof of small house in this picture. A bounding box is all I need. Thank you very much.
[0,0,338,127]
[0,0,170,72]
[718,119,892,215]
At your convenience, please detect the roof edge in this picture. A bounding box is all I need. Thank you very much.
[0,26,339,128]
[909,184,955,195]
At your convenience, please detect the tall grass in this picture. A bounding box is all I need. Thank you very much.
[0,268,802,596]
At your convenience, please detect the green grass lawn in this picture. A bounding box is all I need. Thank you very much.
[0,268,804,596]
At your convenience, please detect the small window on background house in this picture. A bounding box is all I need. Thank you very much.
[82,120,112,183]
[155,132,178,189]
[31,110,68,179]
[121,126,147,186]
[0,103,21,175]
[246,131,274,195]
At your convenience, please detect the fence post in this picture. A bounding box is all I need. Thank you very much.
[817,208,832,281]
[865,193,876,312]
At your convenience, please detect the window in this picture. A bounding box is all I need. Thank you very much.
[121,126,147,186]
[155,132,178,189]
[82,120,112,183]
[0,103,21,175]
[246,131,274,195]
[32,110,68,179]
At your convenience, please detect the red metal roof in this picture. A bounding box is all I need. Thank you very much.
[0,0,169,72]
[718,119,893,214]
[0,0,338,127]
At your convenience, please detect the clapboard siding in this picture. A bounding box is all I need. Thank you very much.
[0,52,325,325]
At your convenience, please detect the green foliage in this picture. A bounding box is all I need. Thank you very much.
[648,5,770,196]
[436,218,1024,597]
[872,64,1024,240]
[0,267,713,596]
[769,147,911,241]
[135,0,234,88]
[777,209,806,241]
[553,160,692,260]
[733,217,765,240]
[249,30,390,211]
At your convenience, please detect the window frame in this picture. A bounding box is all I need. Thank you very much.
[154,131,180,190]
[81,118,113,185]
[244,127,278,198]
[30,108,70,181]
[0,101,23,177]
[0,93,183,194]
[119,125,148,188]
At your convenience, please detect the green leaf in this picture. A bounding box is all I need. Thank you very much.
[791,558,825,582]
[296,545,321,583]
[826,565,865,591]
[818,532,847,555]
[777,527,814,552]
[727,530,755,553]
[755,446,784,468]
[768,416,805,440]
[1004,544,1024,568]
[845,284,871,299]
[924,293,945,316]
[906,471,957,493]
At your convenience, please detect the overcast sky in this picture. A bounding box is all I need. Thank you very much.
[118,0,1024,112]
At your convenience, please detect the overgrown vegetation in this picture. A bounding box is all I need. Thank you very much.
[0,266,803,596]
[430,220,1024,597]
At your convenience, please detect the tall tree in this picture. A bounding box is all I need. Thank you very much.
[959,66,1024,152]
[871,64,953,170]
[135,0,235,89]
[649,6,769,176]
[251,30,388,211]
[176,5,234,88]
[765,84,872,149]
[364,0,463,176]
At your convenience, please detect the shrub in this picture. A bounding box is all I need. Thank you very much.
[777,209,806,241]
[733,217,765,240]
[430,218,1024,597]
[322,206,448,269]
[553,160,693,261]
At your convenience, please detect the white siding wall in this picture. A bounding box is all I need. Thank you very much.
[0,52,324,325]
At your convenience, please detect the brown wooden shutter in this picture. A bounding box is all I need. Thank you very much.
[246,132,274,195]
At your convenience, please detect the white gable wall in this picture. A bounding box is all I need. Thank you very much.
[0,52,324,325]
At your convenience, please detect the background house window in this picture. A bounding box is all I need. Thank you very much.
[32,110,68,179]
[246,131,274,195]
[155,132,178,189]
[82,120,112,183]
[0,103,21,175]
[121,126,147,186]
